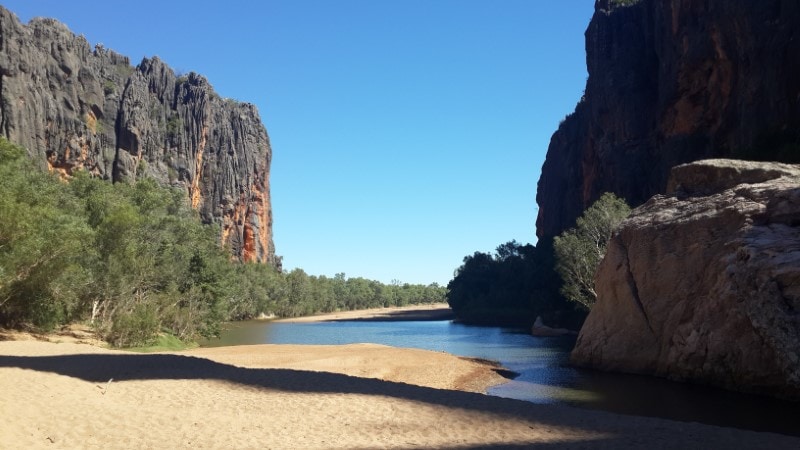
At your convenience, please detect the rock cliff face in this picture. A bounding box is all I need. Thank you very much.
[0,7,275,264]
[571,159,800,399]
[536,0,800,239]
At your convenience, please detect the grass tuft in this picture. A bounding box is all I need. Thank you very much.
[124,333,197,353]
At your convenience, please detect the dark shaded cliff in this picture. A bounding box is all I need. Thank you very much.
[536,0,800,239]
[0,7,275,264]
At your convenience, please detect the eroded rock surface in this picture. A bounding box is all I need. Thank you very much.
[0,7,275,264]
[571,159,800,399]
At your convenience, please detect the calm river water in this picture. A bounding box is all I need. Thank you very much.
[203,319,800,436]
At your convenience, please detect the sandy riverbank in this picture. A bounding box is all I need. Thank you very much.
[276,303,454,323]
[2,339,800,448]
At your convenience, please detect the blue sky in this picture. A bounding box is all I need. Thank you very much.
[6,0,594,285]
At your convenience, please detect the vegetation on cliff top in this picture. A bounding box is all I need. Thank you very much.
[0,138,444,347]
[608,0,643,9]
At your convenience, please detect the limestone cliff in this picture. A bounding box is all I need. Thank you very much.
[0,7,275,264]
[536,0,800,239]
[572,159,800,399]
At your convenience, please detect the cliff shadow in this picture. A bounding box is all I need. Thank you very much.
[2,351,799,448]
[0,351,536,418]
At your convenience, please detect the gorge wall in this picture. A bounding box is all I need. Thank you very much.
[536,0,800,239]
[0,7,275,264]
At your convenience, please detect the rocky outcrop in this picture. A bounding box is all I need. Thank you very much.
[0,7,275,264]
[571,159,800,399]
[531,316,578,337]
[536,0,800,240]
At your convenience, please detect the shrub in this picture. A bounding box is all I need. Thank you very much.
[103,79,116,95]
[166,115,183,138]
[553,193,631,310]
[107,304,160,347]
[610,0,641,7]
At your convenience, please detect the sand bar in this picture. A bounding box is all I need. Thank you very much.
[276,303,454,323]
[2,338,800,449]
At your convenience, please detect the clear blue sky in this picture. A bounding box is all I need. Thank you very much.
[6,0,594,285]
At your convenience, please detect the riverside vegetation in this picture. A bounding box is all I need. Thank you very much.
[447,194,630,328]
[0,139,445,347]
[446,239,568,327]
[553,193,631,310]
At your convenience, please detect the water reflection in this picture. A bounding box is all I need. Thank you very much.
[203,319,800,436]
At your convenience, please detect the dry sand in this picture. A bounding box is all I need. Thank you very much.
[276,303,454,323]
[2,315,800,448]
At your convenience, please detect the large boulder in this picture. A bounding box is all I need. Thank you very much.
[571,159,800,399]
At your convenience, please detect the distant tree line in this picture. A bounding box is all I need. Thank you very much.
[0,138,444,347]
[250,270,445,319]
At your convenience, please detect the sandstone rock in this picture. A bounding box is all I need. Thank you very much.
[571,159,800,399]
[666,159,800,197]
[536,0,800,240]
[531,316,578,337]
[0,6,275,264]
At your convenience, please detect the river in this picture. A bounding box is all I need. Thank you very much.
[202,318,800,436]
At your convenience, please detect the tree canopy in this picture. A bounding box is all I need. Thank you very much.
[446,239,583,328]
[553,192,631,309]
[0,138,445,346]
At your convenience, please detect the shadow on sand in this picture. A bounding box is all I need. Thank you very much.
[2,351,799,449]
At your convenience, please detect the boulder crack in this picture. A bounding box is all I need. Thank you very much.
[619,238,655,335]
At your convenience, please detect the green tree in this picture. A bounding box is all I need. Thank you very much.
[0,135,452,342]
[446,240,572,327]
[282,268,312,317]
[0,139,95,328]
[553,192,631,310]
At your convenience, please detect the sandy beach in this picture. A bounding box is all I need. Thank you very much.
[276,303,455,323]
[2,312,800,448]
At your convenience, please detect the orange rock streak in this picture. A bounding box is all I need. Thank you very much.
[220,166,272,263]
[190,126,208,209]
